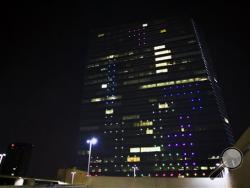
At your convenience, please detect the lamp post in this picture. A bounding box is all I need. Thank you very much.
[0,153,6,166]
[70,171,76,184]
[132,166,139,178]
[86,137,97,176]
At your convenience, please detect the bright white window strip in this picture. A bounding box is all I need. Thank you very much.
[156,68,168,74]
[130,146,161,153]
[105,109,113,115]
[142,23,148,27]
[158,103,169,109]
[90,95,122,102]
[154,50,171,56]
[141,147,161,152]
[155,62,168,67]
[140,77,208,89]
[91,98,102,102]
[130,148,140,153]
[97,33,105,37]
[101,84,107,88]
[154,45,165,50]
[155,55,172,61]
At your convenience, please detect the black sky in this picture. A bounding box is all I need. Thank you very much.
[2,1,250,178]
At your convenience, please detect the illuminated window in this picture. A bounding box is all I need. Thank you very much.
[224,117,229,124]
[134,121,153,127]
[156,68,168,74]
[122,115,140,120]
[155,55,172,61]
[130,146,161,153]
[101,84,107,88]
[101,68,107,71]
[141,146,161,153]
[97,33,105,37]
[90,95,122,103]
[91,98,102,102]
[107,95,122,100]
[154,45,165,50]
[160,29,167,33]
[155,62,169,67]
[158,103,169,109]
[154,50,171,56]
[142,23,148,27]
[140,83,156,89]
[108,55,114,59]
[201,166,208,170]
[127,156,140,162]
[140,77,208,89]
[130,148,140,153]
[146,128,153,134]
[105,109,114,115]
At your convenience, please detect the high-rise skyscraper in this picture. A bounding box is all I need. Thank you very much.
[79,18,234,177]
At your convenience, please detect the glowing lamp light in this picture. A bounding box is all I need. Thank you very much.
[86,137,98,145]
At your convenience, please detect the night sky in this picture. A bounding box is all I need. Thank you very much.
[2,1,250,178]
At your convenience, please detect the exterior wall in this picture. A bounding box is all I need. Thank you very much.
[83,176,226,188]
[230,128,250,188]
[80,18,233,177]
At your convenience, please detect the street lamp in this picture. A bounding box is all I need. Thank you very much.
[0,153,6,166]
[132,166,139,178]
[86,137,98,176]
[70,171,76,184]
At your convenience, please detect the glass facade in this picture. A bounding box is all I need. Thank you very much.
[79,18,234,177]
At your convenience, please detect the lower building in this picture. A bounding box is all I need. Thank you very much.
[0,143,33,177]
